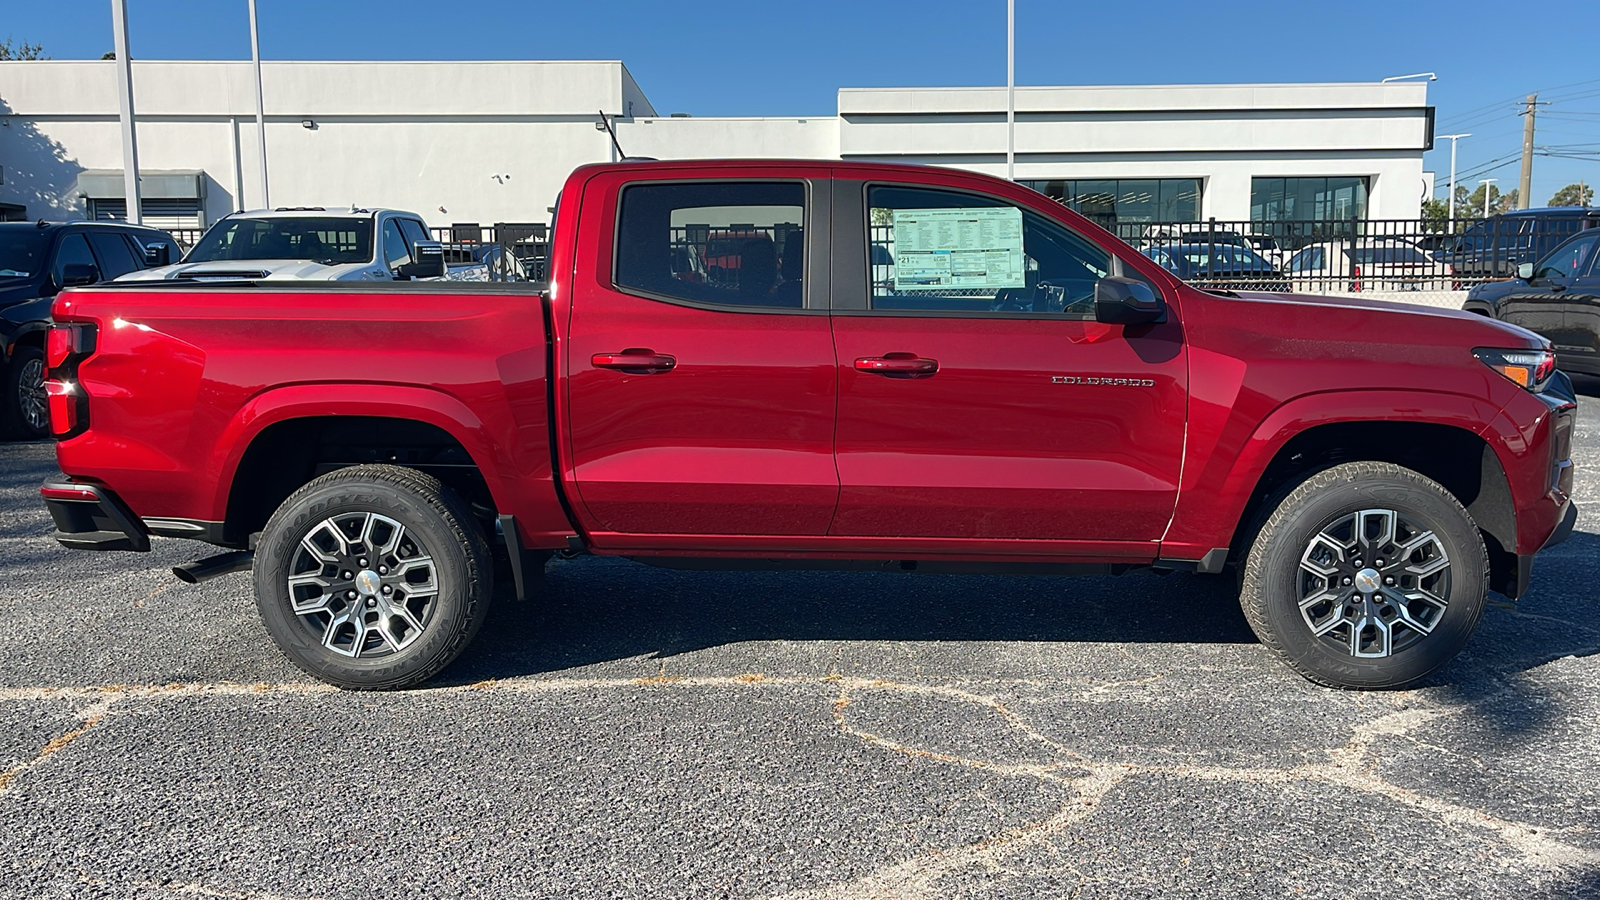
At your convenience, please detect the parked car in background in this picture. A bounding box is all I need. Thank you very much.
[1462,228,1600,375]
[118,207,444,283]
[1141,243,1290,291]
[1240,232,1289,270]
[440,244,492,282]
[1286,240,1455,292]
[1436,207,1600,277]
[443,242,529,282]
[0,219,181,438]
[1138,224,1252,252]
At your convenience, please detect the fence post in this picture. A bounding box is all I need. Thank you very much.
[1347,216,1358,292]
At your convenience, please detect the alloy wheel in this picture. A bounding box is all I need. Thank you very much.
[286,511,438,658]
[18,356,47,434]
[1297,508,1451,658]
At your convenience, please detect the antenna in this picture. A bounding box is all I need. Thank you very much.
[598,109,626,160]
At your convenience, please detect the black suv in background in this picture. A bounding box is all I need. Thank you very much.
[1437,207,1600,277]
[1463,228,1600,375]
[0,220,183,438]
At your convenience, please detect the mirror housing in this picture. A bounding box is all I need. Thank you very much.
[397,240,445,279]
[60,263,100,287]
[1517,261,1535,281]
[1094,277,1166,325]
[144,242,171,268]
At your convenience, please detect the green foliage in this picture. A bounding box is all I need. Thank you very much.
[0,37,47,60]
[1548,183,1594,207]
[1462,183,1517,218]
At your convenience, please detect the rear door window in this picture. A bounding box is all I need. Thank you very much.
[87,231,142,279]
[614,181,806,309]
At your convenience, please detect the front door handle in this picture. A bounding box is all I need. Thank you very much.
[855,353,938,378]
[592,349,677,374]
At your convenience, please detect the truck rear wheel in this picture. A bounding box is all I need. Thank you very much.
[1239,461,1488,689]
[253,464,493,690]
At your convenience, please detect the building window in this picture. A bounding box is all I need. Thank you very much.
[1022,179,1201,232]
[87,198,205,230]
[1249,177,1369,223]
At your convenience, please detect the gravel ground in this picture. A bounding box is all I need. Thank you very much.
[0,387,1597,899]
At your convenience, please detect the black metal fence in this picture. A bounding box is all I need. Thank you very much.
[1113,216,1599,294]
[161,212,1598,296]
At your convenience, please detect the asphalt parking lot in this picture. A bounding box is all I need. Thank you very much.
[0,390,1596,900]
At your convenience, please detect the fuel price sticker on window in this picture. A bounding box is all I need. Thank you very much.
[890,206,1026,291]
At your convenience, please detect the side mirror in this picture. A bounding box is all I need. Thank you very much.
[1517,262,1535,281]
[144,243,171,268]
[397,241,445,279]
[61,263,100,287]
[1094,276,1166,325]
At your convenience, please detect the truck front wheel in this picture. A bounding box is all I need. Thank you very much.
[1240,461,1488,689]
[253,464,493,689]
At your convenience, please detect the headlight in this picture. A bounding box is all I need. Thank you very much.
[1474,347,1556,391]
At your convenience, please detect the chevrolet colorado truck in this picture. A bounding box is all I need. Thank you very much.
[40,159,1579,691]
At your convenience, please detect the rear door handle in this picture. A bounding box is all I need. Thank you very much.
[855,353,938,378]
[592,349,677,374]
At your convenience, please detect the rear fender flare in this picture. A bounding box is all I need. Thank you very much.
[209,383,507,520]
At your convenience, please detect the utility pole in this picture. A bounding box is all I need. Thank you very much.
[1005,0,1014,181]
[110,0,141,225]
[1440,133,1470,231]
[1480,178,1497,218]
[249,0,270,209]
[1518,93,1536,210]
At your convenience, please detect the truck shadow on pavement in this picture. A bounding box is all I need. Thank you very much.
[445,529,1600,695]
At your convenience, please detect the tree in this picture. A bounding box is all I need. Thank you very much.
[1549,183,1594,207]
[0,37,47,60]
[1421,198,1450,232]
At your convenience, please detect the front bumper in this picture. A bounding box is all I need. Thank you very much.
[41,481,150,552]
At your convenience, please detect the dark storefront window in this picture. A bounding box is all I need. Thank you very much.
[1022,179,1201,230]
[1250,177,1369,224]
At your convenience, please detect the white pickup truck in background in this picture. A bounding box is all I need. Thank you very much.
[117,207,454,282]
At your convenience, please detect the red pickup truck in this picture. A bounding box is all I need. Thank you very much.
[40,159,1577,691]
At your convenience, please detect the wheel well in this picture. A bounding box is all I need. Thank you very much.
[1233,421,1518,594]
[224,416,497,545]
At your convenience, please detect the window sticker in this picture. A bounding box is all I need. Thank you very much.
[890,206,1026,291]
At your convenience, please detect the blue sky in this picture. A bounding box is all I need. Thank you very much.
[9,0,1599,206]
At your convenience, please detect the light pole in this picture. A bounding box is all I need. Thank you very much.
[1005,0,1014,181]
[1479,178,1497,218]
[249,0,269,209]
[1438,133,1469,231]
[110,0,141,225]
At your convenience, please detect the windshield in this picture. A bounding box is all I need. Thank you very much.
[187,217,373,264]
[0,231,49,279]
[1173,245,1276,270]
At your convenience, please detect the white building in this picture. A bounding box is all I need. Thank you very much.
[0,59,1434,237]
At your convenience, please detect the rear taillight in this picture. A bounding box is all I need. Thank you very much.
[44,322,97,439]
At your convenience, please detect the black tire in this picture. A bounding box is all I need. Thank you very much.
[253,464,493,690]
[3,344,49,440]
[1240,461,1488,689]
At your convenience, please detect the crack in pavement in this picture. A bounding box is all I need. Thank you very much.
[0,695,116,793]
[0,673,1594,898]
[773,683,1600,900]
